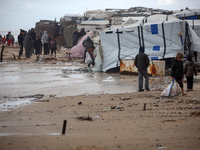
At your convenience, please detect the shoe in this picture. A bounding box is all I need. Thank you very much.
[145,87,150,91]
[138,89,144,92]
[186,89,191,92]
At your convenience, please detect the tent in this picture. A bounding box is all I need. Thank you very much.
[99,19,200,72]
[69,32,93,58]
[172,9,200,38]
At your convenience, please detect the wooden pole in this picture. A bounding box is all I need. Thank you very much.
[62,120,67,135]
[143,103,147,111]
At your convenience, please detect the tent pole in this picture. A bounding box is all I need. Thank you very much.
[116,29,123,67]
[162,22,166,59]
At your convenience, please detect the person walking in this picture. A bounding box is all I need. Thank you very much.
[184,54,197,91]
[171,52,187,96]
[18,30,24,59]
[50,36,57,57]
[134,47,150,92]
[82,36,94,62]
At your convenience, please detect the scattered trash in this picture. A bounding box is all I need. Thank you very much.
[33,99,50,102]
[49,95,56,97]
[76,115,93,121]
[103,107,112,111]
[111,106,124,111]
[103,76,115,82]
[94,115,101,119]
[120,97,131,100]
[78,102,82,105]
[190,112,200,117]
[158,146,167,150]
[160,79,181,97]
[160,120,176,123]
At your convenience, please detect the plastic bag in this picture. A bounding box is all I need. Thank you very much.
[161,79,181,97]
[85,52,92,64]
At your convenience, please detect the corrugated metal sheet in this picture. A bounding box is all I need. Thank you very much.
[120,60,165,76]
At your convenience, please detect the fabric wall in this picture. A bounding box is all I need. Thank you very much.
[99,20,188,72]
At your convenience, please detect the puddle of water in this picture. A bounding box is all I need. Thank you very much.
[0,133,62,136]
[0,62,138,111]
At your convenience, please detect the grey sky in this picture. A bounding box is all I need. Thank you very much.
[0,0,199,31]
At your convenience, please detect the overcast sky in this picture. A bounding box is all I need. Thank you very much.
[0,0,199,32]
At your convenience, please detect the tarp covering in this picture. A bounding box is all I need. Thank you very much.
[99,20,200,72]
[173,9,200,19]
[84,10,116,20]
[70,32,93,58]
[186,20,200,38]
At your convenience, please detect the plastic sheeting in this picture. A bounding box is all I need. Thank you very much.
[84,10,116,20]
[173,9,200,19]
[99,20,189,72]
[70,32,93,58]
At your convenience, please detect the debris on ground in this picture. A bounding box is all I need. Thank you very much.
[76,115,93,121]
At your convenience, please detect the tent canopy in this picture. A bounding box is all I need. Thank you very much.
[99,19,200,72]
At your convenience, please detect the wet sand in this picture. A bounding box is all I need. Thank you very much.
[0,44,200,150]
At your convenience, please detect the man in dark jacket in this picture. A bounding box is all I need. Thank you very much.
[18,30,24,59]
[134,47,150,92]
[83,36,94,62]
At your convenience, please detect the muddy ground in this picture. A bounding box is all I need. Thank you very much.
[0,44,200,150]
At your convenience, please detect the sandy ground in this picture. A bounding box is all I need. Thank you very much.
[0,44,200,150]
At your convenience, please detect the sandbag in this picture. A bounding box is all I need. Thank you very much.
[161,79,181,97]
[85,52,92,64]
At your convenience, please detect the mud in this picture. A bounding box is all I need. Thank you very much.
[0,62,139,110]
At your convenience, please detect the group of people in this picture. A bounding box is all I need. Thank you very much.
[0,32,15,47]
[73,28,86,46]
[17,29,57,59]
[134,47,198,95]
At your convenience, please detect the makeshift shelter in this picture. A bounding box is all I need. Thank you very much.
[99,19,200,72]
[69,32,93,58]
[173,9,200,38]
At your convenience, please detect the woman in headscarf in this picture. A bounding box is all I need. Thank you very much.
[24,30,34,58]
[42,31,48,55]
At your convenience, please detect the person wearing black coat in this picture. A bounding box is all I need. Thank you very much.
[171,52,187,96]
[18,30,24,59]
[34,36,42,57]
[134,47,150,92]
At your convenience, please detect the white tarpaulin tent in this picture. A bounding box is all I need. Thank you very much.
[99,19,200,72]
[172,9,200,38]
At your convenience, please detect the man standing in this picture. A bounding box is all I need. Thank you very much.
[134,47,150,92]
[82,36,94,62]
[6,31,14,47]
[18,30,24,59]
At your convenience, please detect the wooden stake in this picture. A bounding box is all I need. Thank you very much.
[62,120,67,135]
[143,103,147,111]
[1,46,5,62]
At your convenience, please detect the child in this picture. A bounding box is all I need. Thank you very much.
[184,54,197,91]
[171,52,187,96]
[50,36,57,57]
[34,36,42,58]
